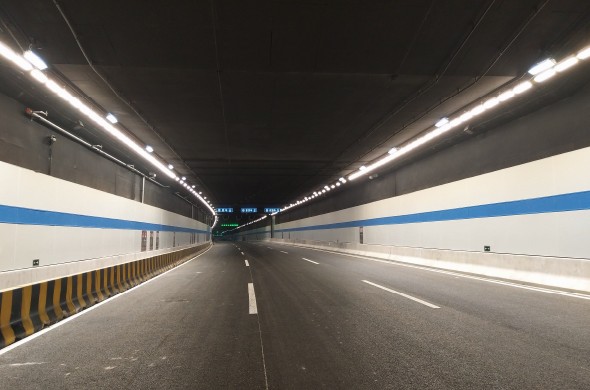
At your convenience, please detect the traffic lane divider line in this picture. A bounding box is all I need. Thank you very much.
[362,280,440,309]
[301,258,319,265]
[248,283,258,314]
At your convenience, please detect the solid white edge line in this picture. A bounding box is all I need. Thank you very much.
[248,283,258,314]
[362,280,440,309]
[301,258,319,265]
[245,260,250,267]
[0,245,213,357]
[273,243,590,301]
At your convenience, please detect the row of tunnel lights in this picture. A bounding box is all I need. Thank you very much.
[223,42,590,234]
[0,41,218,227]
[271,43,590,217]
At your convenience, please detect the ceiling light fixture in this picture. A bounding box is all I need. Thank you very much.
[555,56,579,72]
[0,42,33,70]
[577,46,590,60]
[145,145,154,153]
[513,81,533,94]
[30,69,48,83]
[533,68,556,83]
[23,50,48,70]
[435,117,449,128]
[106,113,118,124]
[527,58,556,75]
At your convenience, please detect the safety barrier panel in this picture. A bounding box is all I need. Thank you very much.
[0,243,210,349]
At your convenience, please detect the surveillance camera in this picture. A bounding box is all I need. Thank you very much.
[48,135,57,144]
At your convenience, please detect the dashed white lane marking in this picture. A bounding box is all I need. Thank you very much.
[0,246,213,356]
[7,362,47,366]
[362,280,440,309]
[301,258,319,265]
[280,251,288,254]
[241,252,245,256]
[248,283,258,314]
[266,247,272,249]
[245,260,250,267]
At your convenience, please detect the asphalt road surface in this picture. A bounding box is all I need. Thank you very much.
[1,241,588,389]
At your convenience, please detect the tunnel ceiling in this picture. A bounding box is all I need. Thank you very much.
[1,0,590,208]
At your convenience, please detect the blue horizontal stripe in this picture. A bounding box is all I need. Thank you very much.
[275,190,590,233]
[0,204,209,234]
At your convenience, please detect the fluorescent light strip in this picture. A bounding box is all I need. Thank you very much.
[0,42,33,71]
[275,42,590,214]
[225,215,267,233]
[0,40,218,219]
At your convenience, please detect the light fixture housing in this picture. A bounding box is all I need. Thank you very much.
[145,145,154,153]
[435,117,449,128]
[527,58,555,75]
[106,113,118,124]
[23,50,48,70]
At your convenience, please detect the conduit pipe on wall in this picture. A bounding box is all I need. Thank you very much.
[27,109,167,188]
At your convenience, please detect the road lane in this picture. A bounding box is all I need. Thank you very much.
[1,241,588,389]
[243,241,590,389]
[0,244,266,390]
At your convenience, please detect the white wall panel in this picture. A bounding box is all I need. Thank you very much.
[0,160,204,230]
[271,147,590,260]
[0,161,211,273]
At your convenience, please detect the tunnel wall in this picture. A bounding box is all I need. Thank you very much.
[0,160,211,292]
[237,146,590,291]
[0,92,209,223]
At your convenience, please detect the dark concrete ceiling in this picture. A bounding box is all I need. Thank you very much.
[1,0,589,208]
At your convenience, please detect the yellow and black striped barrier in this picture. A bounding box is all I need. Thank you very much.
[0,244,209,349]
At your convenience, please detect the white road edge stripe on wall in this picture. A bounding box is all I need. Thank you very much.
[301,258,319,264]
[362,280,440,309]
[248,283,258,314]
[245,260,250,267]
